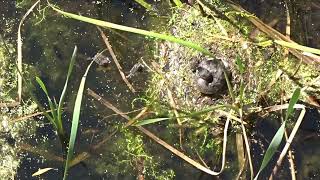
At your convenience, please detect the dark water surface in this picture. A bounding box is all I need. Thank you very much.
[1,0,320,179]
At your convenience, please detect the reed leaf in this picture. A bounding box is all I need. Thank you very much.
[134,117,170,126]
[35,77,58,122]
[57,46,77,134]
[134,0,153,11]
[63,60,94,180]
[254,88,301,179]
[172,0,183,7]
[49,5,212,56]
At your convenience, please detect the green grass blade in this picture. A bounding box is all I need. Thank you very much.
[224,71,236,102]
[254,88,301,179]
[172,0,183,7]
[35,76,58,121]
[285,88,301,121]
[57,46,78,132]
[63,60,94,180]
[254,122,285,179]
[133,104,236,126]
[35,76,49,96]
[49,5,212,56]
[19,73,55,124]
[134,0,153,11]
[186,104,237,118]
[133,117,170,126]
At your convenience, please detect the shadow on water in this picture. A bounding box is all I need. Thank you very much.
[1,0,320,179]
[11,0,165,179]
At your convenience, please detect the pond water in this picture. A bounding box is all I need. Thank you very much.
[1,0,320,179]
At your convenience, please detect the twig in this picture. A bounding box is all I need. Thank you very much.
[69,105,148,167]
[96,26,136,93]
[196,150,209,168]
[280,2,297,178]
[9,109,54,123]
[235,133,246,179]
[167,88,184,150]
[239,108,254,180]
[87,88,231,176]
[264,104,305,113]
[0,102,20,108]
[17,0,40,103]
[101,107,146,120]
[226,0,320,66]
[19,143,64,162]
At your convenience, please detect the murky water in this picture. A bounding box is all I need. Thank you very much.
[1,0,320,179]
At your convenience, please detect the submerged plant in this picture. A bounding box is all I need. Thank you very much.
[34,46,94,179]
[35,46,78,151]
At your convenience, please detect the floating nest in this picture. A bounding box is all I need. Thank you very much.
[147,4,320,131]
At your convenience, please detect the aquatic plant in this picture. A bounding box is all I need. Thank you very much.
[11,0,320,179]
[48,3,212,56]
[34,46,94,179]
[35,46,78,151]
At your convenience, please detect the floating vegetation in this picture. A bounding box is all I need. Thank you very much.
[1,0,320,179]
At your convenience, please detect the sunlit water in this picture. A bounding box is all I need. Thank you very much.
[1,0,320,179]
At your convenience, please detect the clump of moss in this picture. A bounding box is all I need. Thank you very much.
[90,128,175,179]
[145,1,320,175]
[1,33,39,179]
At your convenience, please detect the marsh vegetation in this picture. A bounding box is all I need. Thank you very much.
[0,0,320,179]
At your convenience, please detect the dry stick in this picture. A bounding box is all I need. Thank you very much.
[17,0,40,103]
[236,155,248,180]
[269,107,306,180]
[196,151,210,168]
[19,143,64,162]
[96,26,136,93]
[217,110,248,124]
[102,107,146,120]
[0,102,20,108]
[69,105,148,167]
[9,109,54,123]
[167,88,184,150]
[264,104,305,113]
[151,61,183,149]
[87,88,231,176]
[226,0,320,66]
[235,133,246,179]
[278,2,297,179]
[239,109,254,180]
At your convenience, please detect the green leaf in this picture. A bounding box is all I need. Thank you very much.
[57,46,78,134]
[254,122,286,179]
[35,77,57,122]
[134,0,153,11]
[49,5,212,56]
[63,60,94,180]
[187,104,237,118]
[235,56,245,74]
[285,88,301,121]
[254,88,301,179]
[14,64,55,127]
[35,77,49,96]
[133,117,170,126]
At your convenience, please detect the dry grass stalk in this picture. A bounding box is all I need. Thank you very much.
[87,88,231,176]
[17,0,40,103]
[269,107,306,180]
[96,26,136,93]
[226,0,320,66]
